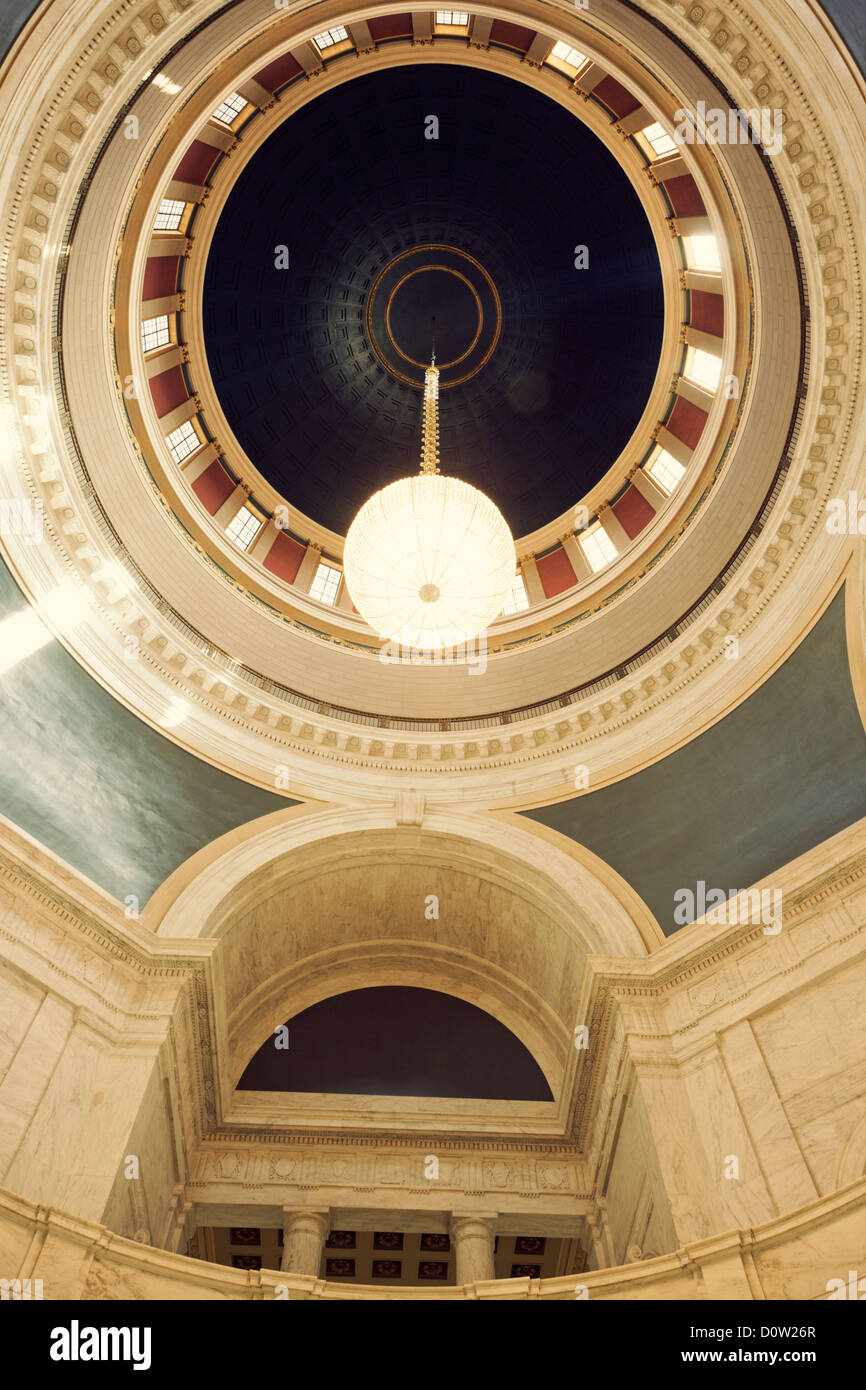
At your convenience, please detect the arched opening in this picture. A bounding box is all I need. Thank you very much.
[238,985,553,1101]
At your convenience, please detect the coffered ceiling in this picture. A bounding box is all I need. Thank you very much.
[202,64,663,536]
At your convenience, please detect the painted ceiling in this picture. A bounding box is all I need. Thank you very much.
[0,1,41,60]
[815,0,866,74]
[3,562,866,938]
[0,560,294,905]
[524,589,866,934]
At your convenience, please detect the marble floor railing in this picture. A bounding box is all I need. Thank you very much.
[0,1177,863,1301]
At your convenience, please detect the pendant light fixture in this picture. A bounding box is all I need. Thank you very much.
[343,358,515,651]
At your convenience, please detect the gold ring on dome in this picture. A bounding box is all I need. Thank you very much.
[386,267,483,370]
[366,244,502,389]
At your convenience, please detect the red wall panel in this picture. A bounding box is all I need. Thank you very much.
[612,486,655,540]
[191,460,235,515]
[148,365,187,418]
[667,395,708,449]
[690,290,725,336]
[173,139,220,187]
[594,76,641,119]
[368,13,412,39]
[664,174,706,218]
[489,20,535,51]
[536,546,577,598]
[263,530,306,584]
[254,52,303,91]
[143,256,179,301]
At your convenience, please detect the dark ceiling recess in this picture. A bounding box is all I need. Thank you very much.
[238,985,553,1100]
[203,65,663,537]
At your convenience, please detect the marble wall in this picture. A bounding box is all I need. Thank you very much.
[0,809,864,1297]
[599,1087,678,1267]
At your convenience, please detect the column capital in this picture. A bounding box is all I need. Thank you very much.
[281,1206,330,1227]
[449,1210,498,1231]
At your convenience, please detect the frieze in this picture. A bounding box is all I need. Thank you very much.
[190,1144,587,1200]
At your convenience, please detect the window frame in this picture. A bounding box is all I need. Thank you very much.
[683,233,722,274]
[578,521,618,573]
[546,40,588,77]
[501,571,530,616]
[645,445,687,497]
[639,121,679,158]
[154,198,187,233]
[313,25,351,53]
[140,314,172,354]
[225,503,263,551]
[683,344,722,393]
[309,560,343,606]
[211,92,249,128]
[434,10,470,31]
[166,418,203,465]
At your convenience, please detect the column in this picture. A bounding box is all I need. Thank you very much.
[519,557,544,605]
[163,1184,193,1254]
[656,424,693,466]
[597,503,630,552]
[561,533,591,581]
[248,516,282,563]
[280,1208,329,1276]
[450,1212,497,1285]
[293,543,321,594]
[629,467,668,511]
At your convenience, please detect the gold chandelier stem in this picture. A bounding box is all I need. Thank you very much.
[419,361,440,475]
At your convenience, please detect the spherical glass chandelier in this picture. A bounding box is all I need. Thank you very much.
[343,360,516,651]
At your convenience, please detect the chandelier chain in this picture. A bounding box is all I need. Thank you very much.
[420,361,441,475]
